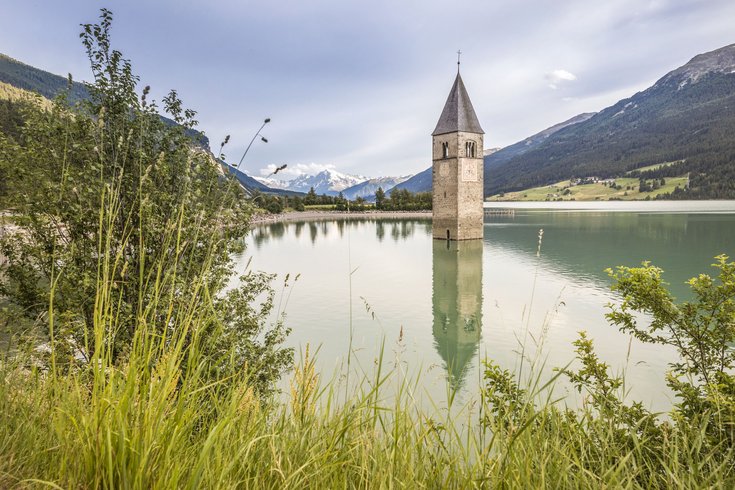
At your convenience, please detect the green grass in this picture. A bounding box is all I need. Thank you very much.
[488,176,689,201]
[0,81,52,109]
[304,204,338,210]
[625,160,683,174]
[2,321,733,488]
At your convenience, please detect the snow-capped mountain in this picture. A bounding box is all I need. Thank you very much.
[253,177,291,190]
[255,169,367,196]
[341,175,413,200]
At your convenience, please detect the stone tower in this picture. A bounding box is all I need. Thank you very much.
[432,69,485,241]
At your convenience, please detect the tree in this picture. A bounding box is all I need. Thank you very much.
[0,10,291,395]
[304,186,317,205]
[291,196,305,211]
[335,191,347,211]
[606,255,735,447]
[267,199,283,214]
[375,186,385,210]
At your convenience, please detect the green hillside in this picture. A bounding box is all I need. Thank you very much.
[0,53,89,102]
[0,82,42,140]
[0,52,209,149]
[486,44,735,199]
[488,176,689,201]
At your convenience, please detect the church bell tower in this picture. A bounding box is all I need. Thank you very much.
[432,59,485,241]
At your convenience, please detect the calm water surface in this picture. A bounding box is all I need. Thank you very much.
[236,202,735,411]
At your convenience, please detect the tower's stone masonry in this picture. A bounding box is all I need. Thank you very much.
[432,131,484,240]
[431,72,485,241]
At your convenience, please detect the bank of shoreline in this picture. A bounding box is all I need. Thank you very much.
[251,210,432,224]
[250,200,735,225]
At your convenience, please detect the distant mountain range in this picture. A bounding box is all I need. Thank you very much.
[256,169,366,196]
[395,43,735,199]
[485,113,596,171]
[340,175,412,200]
[0,53,89,103]
[485,43,735,198]
[255,170,412,199]
[218,163,298,196]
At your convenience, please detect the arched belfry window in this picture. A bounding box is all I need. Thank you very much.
[442,142,449,159]
[465,141,476,158]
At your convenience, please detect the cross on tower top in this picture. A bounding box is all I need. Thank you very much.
[457,50,462,71]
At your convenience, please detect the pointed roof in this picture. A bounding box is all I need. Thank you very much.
[432,72,484,136]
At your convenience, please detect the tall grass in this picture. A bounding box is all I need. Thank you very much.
[1,195,734,488]
[3,318,733,488]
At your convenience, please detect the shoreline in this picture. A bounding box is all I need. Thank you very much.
[249,200,735,225]
[251,210,432,224]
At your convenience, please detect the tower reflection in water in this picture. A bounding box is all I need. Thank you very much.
[432,239,483,391]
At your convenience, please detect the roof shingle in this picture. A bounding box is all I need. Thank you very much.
[432,73,484,136]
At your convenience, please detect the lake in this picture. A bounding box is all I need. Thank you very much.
[236,201,735,411]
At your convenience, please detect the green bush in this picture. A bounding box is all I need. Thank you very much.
[480,256,735,487]
[267,200,284,214]
[0,9,291,394]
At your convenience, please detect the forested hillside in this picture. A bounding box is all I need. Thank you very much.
[0,82,33,140]
[0,52,210,149]
[0,55,299,196]
[487,44,735,199]
[0,53,89,102]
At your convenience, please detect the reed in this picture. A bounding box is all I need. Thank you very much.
[2,344,733,488]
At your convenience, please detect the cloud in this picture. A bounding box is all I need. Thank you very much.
[3,0,735,177]
[545,69,577,89]
[259,162,337,180]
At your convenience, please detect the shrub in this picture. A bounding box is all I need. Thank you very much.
[0,9,291,394]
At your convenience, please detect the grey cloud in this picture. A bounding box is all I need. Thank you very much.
[1,0,734,178]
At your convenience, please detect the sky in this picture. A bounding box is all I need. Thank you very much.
[1,0,734,180]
